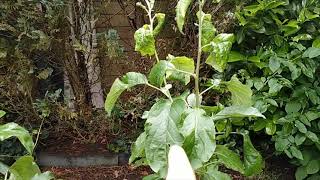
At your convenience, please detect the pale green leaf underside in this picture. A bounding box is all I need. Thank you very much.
[215,145,245,174]
[0,123,34,154]
[214,106,265,120]
[145,99,187,175]
[180,109,216,169]
[176,0,193,34]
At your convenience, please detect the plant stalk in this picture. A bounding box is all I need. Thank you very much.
[195,0,204,108]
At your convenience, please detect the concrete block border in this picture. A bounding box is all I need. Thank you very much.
[36,152,130,167]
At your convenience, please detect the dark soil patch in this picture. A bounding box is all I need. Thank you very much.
[43,165,151,180]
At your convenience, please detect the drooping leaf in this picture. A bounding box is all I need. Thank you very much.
[9,156,41,180]
[180,109,216,169]
[129,132,147,164]
[215,145,245,174]
[105,72,148,115]
[0,123,34,154]
[176,0,193,34]
[144,99,187,174]
[167,55,195,85]
[148,61,169,87]
[226,76,252,106]
[197,11,216,52]
[0,110,6,118]
[214,106,265,120]
[206,34,235,72]
[31,172,54,180]
[153,13,166,36]
[242,132,264,176]
[134,25,155,56]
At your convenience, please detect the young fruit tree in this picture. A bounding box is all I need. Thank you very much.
[105,0,266,179]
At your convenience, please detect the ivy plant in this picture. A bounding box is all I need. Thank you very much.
[105,0,265,179]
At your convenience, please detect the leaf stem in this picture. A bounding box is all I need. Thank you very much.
[147,83,173,101]
[200,84,216,96]
[195,0,204,108]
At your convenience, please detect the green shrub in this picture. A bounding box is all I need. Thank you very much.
[229,0,320,179]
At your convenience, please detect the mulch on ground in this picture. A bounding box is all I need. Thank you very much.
[43,165,150,180]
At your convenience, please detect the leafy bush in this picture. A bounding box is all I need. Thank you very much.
[0,111,53,179]
[228,0,320,179]
[105,0,266,179]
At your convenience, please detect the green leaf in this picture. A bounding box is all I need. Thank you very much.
[312,39,320,48]
[303,47,320,58]
[268,78,283,94]
[205,34,235,72]
[0,162,9,175]
[129,132,147,164]
[269,56,281,73]
[134,25,155,56]
[295,121,307,134]
[292,34,312,42]
[31,172,54,180]
[9,156,41,180]
[228,51,246,62]
[142,174,162,180]
[153,13,166,36]
[214,106,265,120]
[167,55,195,85]
[290,146,303,160]
[215,145,245,174]
[243,132,264,176]
[176,0,192,34]
[285,101,301,114]
[275,138,290,152]
[105,72,148,115]
[0,123,34,154]
[295,133,306,146]
[197,12,216,52]
[0,110,6,118]
[306,131,319,143]
[306,160,320,174]
[253,119,268,131]
[180,109,216,169]
[265,122,276,135]
[202,167,232,180]
[144,99,187,174]
[295,166,308,180]
[148,61,169,87]
[226,76,252,106]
